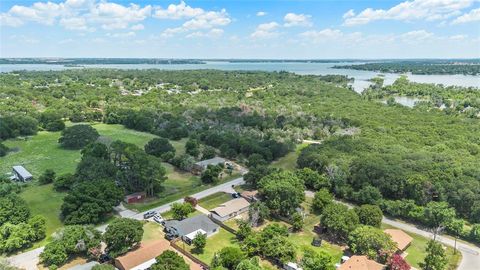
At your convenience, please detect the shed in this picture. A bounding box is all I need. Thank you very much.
[124,192,147,204]
[12,166,33,181]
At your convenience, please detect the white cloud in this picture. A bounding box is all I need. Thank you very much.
[343,9,355,19]
[283,13,312,27]
[107,31,136,38]
[161,27,186,37]
[452,8,480,24]
[256,11,267,17]
[130,24,144,30]
[153,1,203,19]
[58,38,74,44]
[0,0,151,31]
[9,34,40,44]
[343,0,474,26]
[300,28,343,41]
[186,28,224,38]
[399,30,434,41]
[251,22,280,39]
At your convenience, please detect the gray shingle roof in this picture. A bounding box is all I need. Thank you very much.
[164,214,219,236]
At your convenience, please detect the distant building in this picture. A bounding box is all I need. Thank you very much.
[164,214,219,244]
[284,262,303,270]
[124,192,147,204]
[192,157,226,174]
[384,229,413,253]
[210,198,250,222]
[338,255,385,270]
[12,166,33,181]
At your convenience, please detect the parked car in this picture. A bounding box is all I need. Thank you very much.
[143,210,157,219]
[153,214,164,224]
[232,192,241,198]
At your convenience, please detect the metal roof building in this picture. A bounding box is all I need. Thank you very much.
[12,166,33,181]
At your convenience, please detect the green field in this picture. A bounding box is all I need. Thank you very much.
[0,123,174,245]
[271,143,309,171]
[198,192,233,210]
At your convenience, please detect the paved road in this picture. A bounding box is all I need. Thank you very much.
[7,177,245,270]
[305,191,480,270]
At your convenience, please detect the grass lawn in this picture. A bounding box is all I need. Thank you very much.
[161,209,202,220]
[271,143,308,171]
[0,123,162,244]
[142,221,165,243]
[381,224,461,270]
[184,228,239,264]
[198,192,233,210]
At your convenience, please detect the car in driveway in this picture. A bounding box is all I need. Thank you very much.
[153,214,164,224]
[143,210,157,219]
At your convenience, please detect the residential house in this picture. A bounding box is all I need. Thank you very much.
[384,229,413,253]
[338,255,385,270]
[210,198,250,222]
[12,166,33,181]
[192,157,226,174]
[164,214,219,244]
[240,190,259,202]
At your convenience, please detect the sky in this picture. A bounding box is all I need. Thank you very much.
[0,0,479,59]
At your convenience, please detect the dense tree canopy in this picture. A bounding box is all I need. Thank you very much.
[58,124,99,149]
[258,171,305,216]
[104,218,144,257]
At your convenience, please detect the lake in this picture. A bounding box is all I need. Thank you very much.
[1,61,479,93]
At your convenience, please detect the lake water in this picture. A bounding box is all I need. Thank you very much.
[1,61,479,93]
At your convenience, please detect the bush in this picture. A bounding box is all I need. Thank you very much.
[45,119,65,132]
[355,205,383,228]
[53,173,75,191]
[312,189,333,214]
[38,169,56,185]
[0,143,8,157]
[144,137,176,161]
[58,125,99,149]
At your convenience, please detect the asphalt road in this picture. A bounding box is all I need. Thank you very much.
[7,176,245,270]
[305,191,480,270]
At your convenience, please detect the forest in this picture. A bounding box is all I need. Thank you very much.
[334,60,480,75]
[1,69,480,261]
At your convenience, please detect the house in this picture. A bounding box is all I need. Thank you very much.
[192,157,226,174]
[124,192,147,204]
[12,166,33,181]
[384,229,413,253]
[114,239,202,270]
[164,214,219,244]
[338,255,385,270]
[240,190,259,202]
[210,198,250,222]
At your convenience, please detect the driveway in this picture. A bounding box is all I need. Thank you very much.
[305,191,480,270]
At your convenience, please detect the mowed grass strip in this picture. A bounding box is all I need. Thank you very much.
[198,192,233,210]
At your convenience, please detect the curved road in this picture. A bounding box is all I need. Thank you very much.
[304,191,480,270]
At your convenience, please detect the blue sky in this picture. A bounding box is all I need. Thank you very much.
[1,0,479,58]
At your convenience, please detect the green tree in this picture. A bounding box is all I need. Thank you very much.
[291,212,304,232]
[144,137,176,161]
[295,168,331,191]
[212,246,246,270]
[355,205,383,228]
[447,219,464,254]
[301,249,335,270]
[0,142,8,157]
[40,240,68,267]
[320,203,359,242]
[192,232,207,252]
[201,164,223,184]
[53,173,75,191]
[258,171,305,216]
[311,189,333,214]
[248,202,270,227]
[104,218,143,257]
[38,169,56,185]
[151,250,189,270]
[420,240,448,270]
[58,124,99,149]
[0,194,30,226]
[171,202,194,220]
[202,146,217,160]
[28,215,47,241]
[92,265,115,270]
[236,219,253,241]
[0,222,36,253]
[424,202,456,240]
[235,257,263,270]
[347,225,396,260]
[185,138,200,158]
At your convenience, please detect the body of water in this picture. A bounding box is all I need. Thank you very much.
[1,61,479,93]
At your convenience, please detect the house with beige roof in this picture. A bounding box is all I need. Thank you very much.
[338,255,385,270]
[384,229,413,253]
[210,198,250,222]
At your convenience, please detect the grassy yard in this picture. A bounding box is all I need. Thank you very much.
[381,224,461,270]
[271,143,308,171]
[184,228,239,265]
[142,221,165,243]
[0,123,163,243]
[198,192,233,210]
